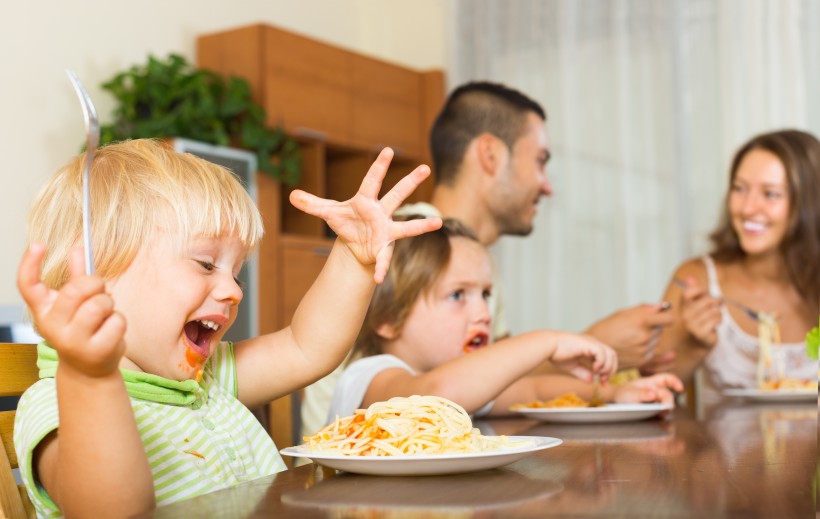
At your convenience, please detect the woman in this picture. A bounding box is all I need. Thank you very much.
[657,129,820,400]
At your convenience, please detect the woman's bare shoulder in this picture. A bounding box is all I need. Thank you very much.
[670,256,709,285]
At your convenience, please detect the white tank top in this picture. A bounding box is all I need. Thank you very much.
[700,256,816,395]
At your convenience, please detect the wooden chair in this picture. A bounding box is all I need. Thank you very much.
[0,343,38,519]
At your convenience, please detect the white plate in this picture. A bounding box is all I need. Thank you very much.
[279,435,561,476]
[511,403,673,423]
[723,388,817,403]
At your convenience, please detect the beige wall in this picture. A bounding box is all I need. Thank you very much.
[0,0,449,311]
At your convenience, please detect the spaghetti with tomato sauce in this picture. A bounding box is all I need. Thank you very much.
[305,395,525,456]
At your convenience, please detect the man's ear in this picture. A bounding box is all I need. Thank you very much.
[375,322,399,340]
[475,133,505,176]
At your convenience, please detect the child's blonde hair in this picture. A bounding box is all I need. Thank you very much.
[353,217,480,358]
[29,139,264,289]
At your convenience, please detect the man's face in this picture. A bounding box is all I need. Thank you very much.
[489,112,552,237]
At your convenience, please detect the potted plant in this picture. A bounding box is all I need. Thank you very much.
[98,53,301,184]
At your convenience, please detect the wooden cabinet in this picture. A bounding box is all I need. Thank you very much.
[197,23,444,450]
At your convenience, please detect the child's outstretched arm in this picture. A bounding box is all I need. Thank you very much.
[363,330,617,415]
[235,148,441,407]
[17,244,155,517]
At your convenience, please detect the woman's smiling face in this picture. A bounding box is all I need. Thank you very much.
[729,149,791,257]
[107,232,245,381]
[385,236,494,372]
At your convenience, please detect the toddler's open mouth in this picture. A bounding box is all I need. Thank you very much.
[463,332,489,354]
[183,319,221,357]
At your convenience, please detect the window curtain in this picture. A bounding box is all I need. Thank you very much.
[449,0,820,334]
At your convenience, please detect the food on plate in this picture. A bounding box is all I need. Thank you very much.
[304,395,525,456]
[758,378,817,391]
[754,313,817,391]
[510,392,603,410]
[756,312,782,387]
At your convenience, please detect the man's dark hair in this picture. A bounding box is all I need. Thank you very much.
[429,81,546,185]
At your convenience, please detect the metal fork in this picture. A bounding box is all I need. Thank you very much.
[65,70,100,275]
[589,374,604,407]
[672,278,764,322]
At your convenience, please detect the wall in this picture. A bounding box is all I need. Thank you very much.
[0,0,450,312]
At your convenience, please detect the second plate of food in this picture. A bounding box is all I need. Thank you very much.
[511,403,673,423]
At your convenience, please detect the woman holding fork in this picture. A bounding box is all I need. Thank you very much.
[654,129,820,400]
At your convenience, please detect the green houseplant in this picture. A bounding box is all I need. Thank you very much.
[98,53,301,184]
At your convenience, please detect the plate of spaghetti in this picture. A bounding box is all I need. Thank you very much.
[281,395,561,475]
[747,312,817,401]
[510,393,672,423]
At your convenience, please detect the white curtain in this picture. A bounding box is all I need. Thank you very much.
[449,0,820,335]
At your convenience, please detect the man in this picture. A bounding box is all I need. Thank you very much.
[301,81,674,436]
[400,81,673,351]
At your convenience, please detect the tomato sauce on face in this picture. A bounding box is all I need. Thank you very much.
[185,346,207,382]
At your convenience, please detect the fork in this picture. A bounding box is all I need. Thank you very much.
[65,70,100,275]
[671,278,764,322]
[589,374,604,407]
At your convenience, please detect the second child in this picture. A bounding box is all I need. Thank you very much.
[326,218,683,422]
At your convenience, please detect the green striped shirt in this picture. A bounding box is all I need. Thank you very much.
[14,342,286,518]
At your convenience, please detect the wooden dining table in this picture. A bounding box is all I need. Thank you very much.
[138,398,817,518]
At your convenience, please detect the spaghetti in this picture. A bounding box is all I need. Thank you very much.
[749,312,817,391]
[511,392,597,410]
[756,312,782,388]
[759,378,817,390]
[304,395,521,456]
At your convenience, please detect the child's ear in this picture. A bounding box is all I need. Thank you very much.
[375,322,399,340]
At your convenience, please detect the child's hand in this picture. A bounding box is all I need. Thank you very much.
[289,148,442,283]
[614,373,684,405]
[550,332,618,383]
[17,243,126,377]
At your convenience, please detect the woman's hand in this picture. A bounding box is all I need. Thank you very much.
[679,278,722,348]
[614,373,684,405]
[17,243,126,377]
[550,332,618,383]
[289,147,442,283]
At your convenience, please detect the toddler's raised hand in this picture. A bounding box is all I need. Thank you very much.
[17,243,126,377]
[614,373,684,405]
[549,332,618,383]
[289,148,442,283]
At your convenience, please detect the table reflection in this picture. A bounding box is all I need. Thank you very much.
[280,467,563,517]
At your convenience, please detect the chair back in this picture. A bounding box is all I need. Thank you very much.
[0,343,38,519]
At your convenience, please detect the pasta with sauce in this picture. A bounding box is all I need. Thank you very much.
[510,392,601,410]
[756,312,781,388]
[304,395,524,456]
[755,313,817,390]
